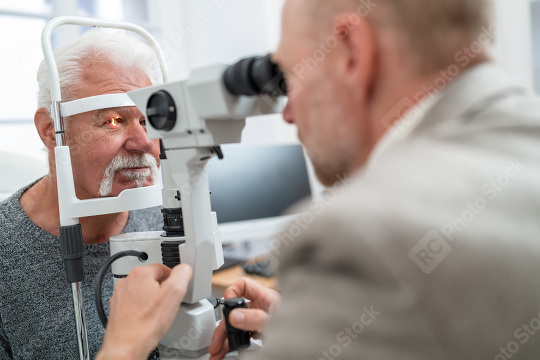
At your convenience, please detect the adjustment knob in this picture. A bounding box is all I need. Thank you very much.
[223,298,251,351]
[146,90,177,131]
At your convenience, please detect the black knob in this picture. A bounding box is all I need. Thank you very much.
[223,298,251,352]
[146,90,177,131]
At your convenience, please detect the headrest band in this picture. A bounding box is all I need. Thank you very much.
[60,93,136,117]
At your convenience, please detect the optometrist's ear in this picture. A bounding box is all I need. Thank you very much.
[35,108,57,150]
[333,13,378,95]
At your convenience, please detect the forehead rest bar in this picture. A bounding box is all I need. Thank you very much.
[60,93,136,117]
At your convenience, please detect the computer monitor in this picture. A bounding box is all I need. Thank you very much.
[208,143,312,245]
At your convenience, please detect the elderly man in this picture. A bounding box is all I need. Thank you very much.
[98,0,540,359]
[0,29,165,359]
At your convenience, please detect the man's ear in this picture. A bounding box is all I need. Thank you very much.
[34,108,56,150]
[333,13,378,94]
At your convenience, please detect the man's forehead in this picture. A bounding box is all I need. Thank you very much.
[276,0,315,65]
[77,61,152,97]
[280,0,325,47]
[80,60,146,81]
[283,0,307,15]
[282,0,310,30]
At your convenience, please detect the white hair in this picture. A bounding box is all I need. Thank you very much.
[37,28,161,115]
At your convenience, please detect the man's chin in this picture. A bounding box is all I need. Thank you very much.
[105,179,155,197]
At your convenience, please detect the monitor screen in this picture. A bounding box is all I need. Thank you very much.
[208,143,312,225]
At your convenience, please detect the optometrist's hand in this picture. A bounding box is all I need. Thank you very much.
[96,263,193,360]
[209,277,281,360]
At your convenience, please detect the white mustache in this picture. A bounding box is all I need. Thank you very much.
[98,153,158,197]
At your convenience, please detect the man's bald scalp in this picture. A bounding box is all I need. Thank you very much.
[302,0,494,73]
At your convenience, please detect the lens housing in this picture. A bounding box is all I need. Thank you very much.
[223,54,287,97]
[146,90,177,131]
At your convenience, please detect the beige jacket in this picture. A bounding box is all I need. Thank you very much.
[250,63,540,360]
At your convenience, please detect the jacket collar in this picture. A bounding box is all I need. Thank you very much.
[415,62,527,136]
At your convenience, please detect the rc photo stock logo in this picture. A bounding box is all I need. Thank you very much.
[408,230,452,274]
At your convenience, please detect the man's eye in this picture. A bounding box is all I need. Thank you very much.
[105,117,121,127]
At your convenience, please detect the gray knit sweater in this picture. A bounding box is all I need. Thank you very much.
[0,182,162,359]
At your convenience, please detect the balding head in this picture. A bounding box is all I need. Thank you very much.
[274,0,495,185]
[300,0,494,74]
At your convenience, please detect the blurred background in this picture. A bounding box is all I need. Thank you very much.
[0,0,538,164]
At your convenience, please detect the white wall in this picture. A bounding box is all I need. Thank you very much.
[0,123,48,164]
[493,0,534,90]
[530,1,540,93]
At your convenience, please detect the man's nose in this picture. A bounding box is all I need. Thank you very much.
[123,120,154,154]
[282,101,295,124]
